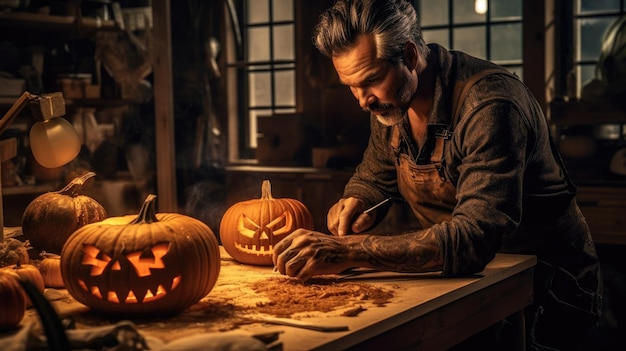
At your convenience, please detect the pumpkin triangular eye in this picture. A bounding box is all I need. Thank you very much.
[238,214,261,238]
[139,247,156,260]
[82,245,112,276]
[266,212,292,235]
[126,242,170,277]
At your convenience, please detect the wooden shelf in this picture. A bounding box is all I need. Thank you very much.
[2,183,58,196]
[0,97,133,115]
[550,99,626,126]
[0,3,178,213]
[0,11,117,33]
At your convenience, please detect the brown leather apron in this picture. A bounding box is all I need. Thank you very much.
[391,68,508,228]
[392,127,456,228]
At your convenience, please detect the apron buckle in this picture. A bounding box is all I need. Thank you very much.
[434,127,452,139]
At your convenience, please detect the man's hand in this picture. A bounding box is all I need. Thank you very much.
[272,229,361,282]
[327,197,376,236]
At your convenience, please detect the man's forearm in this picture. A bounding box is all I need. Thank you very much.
[347,230,443,273]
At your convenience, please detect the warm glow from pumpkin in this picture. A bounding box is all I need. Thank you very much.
[233,211,293,256]
[220,180,314,266]
[61,194,221,316]
[77,242,182,304]
[82,245,111,276]
[125,242,169,277]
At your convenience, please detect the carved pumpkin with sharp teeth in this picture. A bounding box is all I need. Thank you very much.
[60,194,221,316]
[219,179,313,266]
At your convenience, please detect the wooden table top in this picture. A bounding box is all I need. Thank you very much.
[14,249,536,350]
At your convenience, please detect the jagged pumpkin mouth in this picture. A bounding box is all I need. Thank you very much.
[77,276,181,303]
[233,243,274,256]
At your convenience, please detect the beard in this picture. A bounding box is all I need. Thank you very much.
[366,74,415,126]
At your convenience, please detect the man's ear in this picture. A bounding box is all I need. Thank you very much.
[403,41,419,71]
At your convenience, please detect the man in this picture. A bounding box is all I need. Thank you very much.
[273,0,602,349]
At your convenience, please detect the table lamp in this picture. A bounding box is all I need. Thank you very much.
[0,91,82,243]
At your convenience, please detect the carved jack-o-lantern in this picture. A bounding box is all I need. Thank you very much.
[61,194,221,316]
[220,179,314,266]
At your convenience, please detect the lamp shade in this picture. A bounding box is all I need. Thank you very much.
[29,117,81,168]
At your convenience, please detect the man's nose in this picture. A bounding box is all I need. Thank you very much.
[353,87,374,110]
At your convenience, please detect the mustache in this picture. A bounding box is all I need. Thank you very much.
[363,101,395,113]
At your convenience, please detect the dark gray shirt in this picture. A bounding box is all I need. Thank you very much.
[343,44,598,282]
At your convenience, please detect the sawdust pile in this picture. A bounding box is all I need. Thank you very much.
[17,275,396,344]
[249,276,395,317]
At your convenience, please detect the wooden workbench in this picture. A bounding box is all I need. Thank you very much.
[14,250,536,351]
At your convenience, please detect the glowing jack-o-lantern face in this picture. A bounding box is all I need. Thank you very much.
[236,212,292,255]
[61,194,221,317]
[220,180,314,266]
[78,242,181,304]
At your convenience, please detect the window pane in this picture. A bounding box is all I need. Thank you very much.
[453,26,486,58]
[579,64,597,90]
[577,0,622,14]
[418,2,448,26]
[508,66,523,80]
[453,0,485,24]
[247,27,270,62]
[423,29,449,47]
[249,110,272,148]
[273,0,293,21]
[247,0,269,24]
[491,0,522,20]
[249,71,271,107]
[490,23,522,61]
[273,24,294,60]
[578,17,618,61]
[274,70,295,106]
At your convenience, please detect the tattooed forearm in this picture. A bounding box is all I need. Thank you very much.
[357,230,443,272]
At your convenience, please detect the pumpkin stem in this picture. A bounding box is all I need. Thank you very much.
[131,194,159,224]
[56,171,96,197]
[40,251,60,259]
[261,179,274,200]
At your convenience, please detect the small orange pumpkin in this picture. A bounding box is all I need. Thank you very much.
[219,179,314,266]
[0,271,25,330]
[22,172,108,254]
[61,194,221,316]
[39,253,64,288]
[1,262,44,307]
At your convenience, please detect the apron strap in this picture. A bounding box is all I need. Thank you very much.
[393,68,518,165]
[391,123,401,163]
[430,137,444,164]
[451,68,518,121]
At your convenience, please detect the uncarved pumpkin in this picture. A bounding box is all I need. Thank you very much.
[39,253,64,288]
[60,194,221,317]
[219,179,314,266]
[0,271,25,330]
[22,172,108,254]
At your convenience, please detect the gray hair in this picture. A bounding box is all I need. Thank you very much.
[313,0,430,64]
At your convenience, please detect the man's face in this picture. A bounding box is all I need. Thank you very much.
[332,35,417,126]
